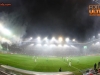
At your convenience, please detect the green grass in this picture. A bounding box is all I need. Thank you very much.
[0,54,100,75]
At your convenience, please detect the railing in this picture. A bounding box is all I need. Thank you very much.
[0,66,22,75]
[0,65,74,75]
[0,70,9,75]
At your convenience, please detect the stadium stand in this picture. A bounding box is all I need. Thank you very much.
[0,71,9,75]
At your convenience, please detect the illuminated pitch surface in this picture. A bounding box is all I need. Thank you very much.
[0,54,100,75]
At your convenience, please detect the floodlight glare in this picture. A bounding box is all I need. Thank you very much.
[30,44,34,46]
[51,37,56,42]
[50,44,56,47]
[58,37,63,42]
[92,43,95,46]
[4,29,12,35]
[44,44,48,46]
[29,37,33,40]
[0,24,4,31]
[98,34,100,36]
[44,37,48,42]
[37,37,41,43]
[52,37,55,40]
[37,37,41,40]
[13,35,16,37]
[93,36,95,38]
[96,42,100,45]
[36,44,42,46]
[73,39,75,42]
[0,24,12,36]
[64,44,69,47]
[71,45,76,48]
[65,38,69,42]
[58,44,62,47]
[44,37,47,40]
[71,45,74,47]
[1,38,8,43]
[84,46,87,49]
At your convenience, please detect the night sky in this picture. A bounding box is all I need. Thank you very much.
[0,0,100,42]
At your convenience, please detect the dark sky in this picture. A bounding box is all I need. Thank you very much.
[0,0,100,42]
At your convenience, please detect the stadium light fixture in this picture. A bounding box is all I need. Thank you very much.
[93,36,95,38]
[58,37,63,42]
[51,37,56,42]
[37,37,41,40]
[3,29,12,36]
[65,38,69,42]
[73,39,75,42]
[44,37,48,42]
[0,24,12,36]
[84,46,87,49]
[1,38,6,42]
[0,24,4,31]
[95,42,100,45]
[52,37,55,40]
[37,36,41,43]
[29,37,33,40]
[98,34,100,36]
[44,37,47,40]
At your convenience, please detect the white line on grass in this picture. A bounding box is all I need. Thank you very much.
[57,58,82,73]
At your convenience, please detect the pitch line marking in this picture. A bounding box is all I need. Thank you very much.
[57,58,81,71]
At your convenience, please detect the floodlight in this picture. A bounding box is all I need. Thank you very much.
[65,38,69,42]
[52,37,55,40]
[58,37,63,42]
[98,34,100,36]
[29,37,33,40]
[37,37,41,43]
[84,46,87,49]
[93,36,95,38]
[1,38,6,42]
[73,39,75,42]
[0,24,4,31]
[44,37,48,42]
[44,37,47,40]
[96,42,100,45]
[37,37,41,40]
[4,29,12,35]
[0,24,12,36]
[51,37,56,42]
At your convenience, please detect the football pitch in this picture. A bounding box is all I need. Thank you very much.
[0,54,100,75]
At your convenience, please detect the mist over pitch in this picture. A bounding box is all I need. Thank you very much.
[0,0,100,42]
